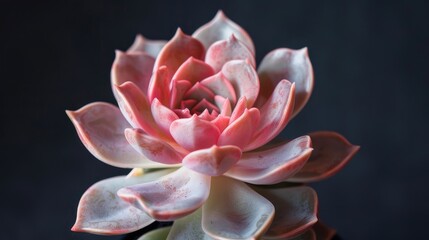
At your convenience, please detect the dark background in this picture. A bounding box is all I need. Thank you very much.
[1,0,428,239]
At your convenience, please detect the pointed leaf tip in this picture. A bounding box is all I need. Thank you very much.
[205,34,256,73]
[154,29,205,79]
[193,11,255,54]
[111,50,155,97]
[127,34,167,58]
[183,145,242,176]
[170,115,220,151]
[215,10,226,19]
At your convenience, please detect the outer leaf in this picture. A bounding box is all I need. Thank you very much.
[289,131,360,182]
[71,169,174,235]
[118,167,211,221]
[202,177,274,239]
[167,208,215,240]
[66,102,165,168]
[252,186,318,239]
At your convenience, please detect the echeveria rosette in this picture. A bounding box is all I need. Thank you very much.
[67,11,359,239]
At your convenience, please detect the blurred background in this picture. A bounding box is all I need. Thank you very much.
[1,0,428,239]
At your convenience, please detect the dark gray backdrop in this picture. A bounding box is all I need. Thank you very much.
[1,0,428,239]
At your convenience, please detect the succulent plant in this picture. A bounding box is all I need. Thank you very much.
[67,11,359,239]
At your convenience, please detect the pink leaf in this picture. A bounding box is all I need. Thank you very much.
[226,136,312,184]
[245,80,295,151]
[172,57,215,85]
[151,98,179,137]
[211,114,230,133]
[127,34,167,58]
[218,108,260,149]
[229,96,247,123]
[191,99,219,114]
[217,97,232,116]
[154,29,205,79]
[170,115,220,151]
[170,79,193,109]
[181,99,198,110]
[117,167,211,221]
[289,131,360,182]
[111,51,155,96]
[114,82,165,139]
[222,59,260,108]
[193,10,255,54]
[253,186,318,239]
[205,35,255,72]
[174,108,192,118]
[147,66,171,106]
[124,128,184,165]
[201,73,237,106]
[257,48,314,117]
[182,145,242,176]
[202,177,274,239]
[71,169,173,235]
[198,109,213,121]
[184,82,216,102]
[66,102,165,168]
